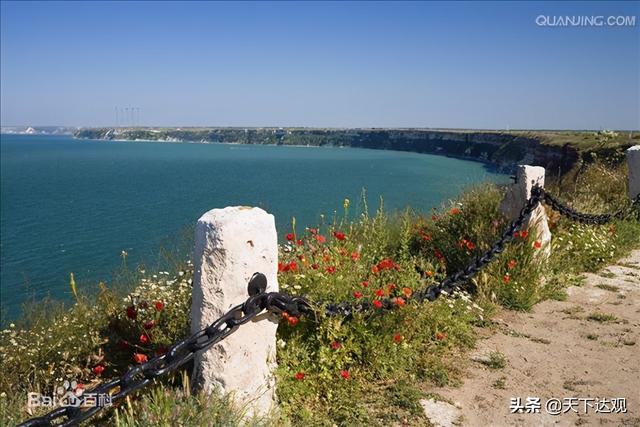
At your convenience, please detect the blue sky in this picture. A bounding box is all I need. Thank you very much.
[1,1,638,129]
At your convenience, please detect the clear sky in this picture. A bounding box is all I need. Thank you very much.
[1,1,638,130]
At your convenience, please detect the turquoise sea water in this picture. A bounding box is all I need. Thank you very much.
[0,135,508,319]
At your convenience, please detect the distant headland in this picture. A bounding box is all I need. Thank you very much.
[71,127,638,174]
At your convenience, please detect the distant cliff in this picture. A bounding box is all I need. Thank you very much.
[74,127,588,174]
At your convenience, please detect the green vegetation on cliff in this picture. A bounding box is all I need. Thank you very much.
[75,127,639,175]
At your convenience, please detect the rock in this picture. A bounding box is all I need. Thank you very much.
[191,206,279,417]
[470,352,492,364]
[420,398,463,427]
[627,145,640,200]
[499,165,551,258]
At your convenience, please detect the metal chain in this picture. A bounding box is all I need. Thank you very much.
[17,289,275,427]
[541,190,639,225]
[18,185,636,426]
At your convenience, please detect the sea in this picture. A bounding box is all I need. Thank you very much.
[0,134,508,320]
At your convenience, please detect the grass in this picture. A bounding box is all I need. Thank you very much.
[1,159,639,426]
[486,351,507,370]
[492,377,507,389]
[560,306,584,319]
[595,283,620,292]
[587,312,618,323]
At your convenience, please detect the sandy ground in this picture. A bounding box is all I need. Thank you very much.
[437,249,640,426]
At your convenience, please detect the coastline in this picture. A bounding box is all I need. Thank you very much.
[72,127,586,174]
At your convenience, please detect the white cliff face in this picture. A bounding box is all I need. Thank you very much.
[191,206,279,418]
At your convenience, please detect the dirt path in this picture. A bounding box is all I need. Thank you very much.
[434,250,640,426]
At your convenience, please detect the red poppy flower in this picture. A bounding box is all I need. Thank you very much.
[92,365,105,375]
[513,231,521,238]
[154,301,164,311]
[287,316,299,326]
[286,233,295,241]
[333,231,346,241]
[371,265,380,274]
[281,312,290,319]
[373,300,383,309]
[434,250,444,261]
[520,230,529,239]
[375,288,385,297]
[294,372,305,380]
[425,270,434,277]
[507,259,517,269]
[311,263,319,270]
[466,240,476,250]
[350,251,360,261]
[361,281,369,288]
[340,370,350,379]
[330,341,342,350]
[450,207,461,215]
[140,334,150,345]
[297,254,306,262]
[421,232,432,241]
[133,353,148,364]
[278,262,286,272]
[143,320,155,330]
[503,275,511,284]
[377,258,396,270]
[353,291,363,299]
[308,228,318,235]
[402,287,412,297]
[533,240,542,249]
[126,306,137,320]
[325,266,336,274]
[435,332,447,341]
[315,235,326,243]
[296,239,303,246]
[393,334,402,344]
[393,297,406,307]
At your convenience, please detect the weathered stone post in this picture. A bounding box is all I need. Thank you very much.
[191,206,279,417]
[627,145,640,200]
[500,165,551,257]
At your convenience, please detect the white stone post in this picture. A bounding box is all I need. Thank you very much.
[500,165,551,257]
[627,146,640,200]
[191,206,279,417]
